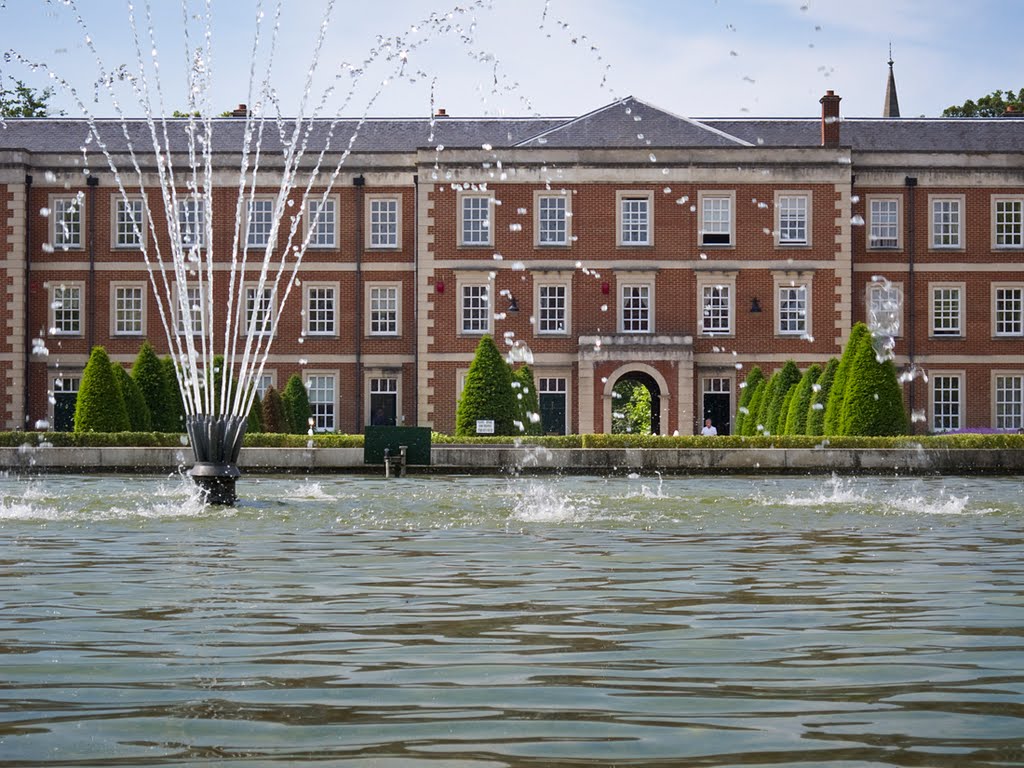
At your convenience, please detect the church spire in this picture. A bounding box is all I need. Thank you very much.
[883,44,901,118]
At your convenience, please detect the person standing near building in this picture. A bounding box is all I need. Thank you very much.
[701,418,718,436]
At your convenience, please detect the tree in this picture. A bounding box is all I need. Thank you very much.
[112,362,152,432]
[824,323,871,436]
[161,356,185,432]
[760,361,802,436]
[0,79,62,117]
[282,374,312,434]
[806,358,839,437]
[512,365,542,435]
[943,88,1024,117]
[733,366,764,436]
[783,363,822,436]
[742,377,768,436]
[838,331,908,436]
[261,386,287,433]
[75,347,130,433]
[247,390,264,433]
[456,334,515,436]
[131,342,167,430]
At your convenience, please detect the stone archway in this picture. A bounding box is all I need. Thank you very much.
[602,363,670,436]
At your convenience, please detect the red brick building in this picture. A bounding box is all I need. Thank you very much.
[2,89,1022,435]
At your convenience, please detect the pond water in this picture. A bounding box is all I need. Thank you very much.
[1,473,1022,767]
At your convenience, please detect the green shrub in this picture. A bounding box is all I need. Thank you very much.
[776,386,797,436]
[733,367,764,435]
[161,356,185,432]
[112,362,152,432]
[784,363,822,436]
[612,379,653,434]
[282,374,312,434]
[824,323,871,435]
[806,358,838,436]
[75,347,130,433]
[456,334,516,436]
[838,329,908,436]
[764,361,802,436]
[261,386,287,433]
[742,378,767,436]
[512,365,542,435]
[247,390,264,433]
[131,342,166,430]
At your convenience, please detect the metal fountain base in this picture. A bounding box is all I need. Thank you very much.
[186,414,247,506]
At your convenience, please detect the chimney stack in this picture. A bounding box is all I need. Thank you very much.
[231,104,249,117]
[435,108,448,117]
[820,90,842,147]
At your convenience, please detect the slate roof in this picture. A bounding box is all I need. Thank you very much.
[1,96,1022,155]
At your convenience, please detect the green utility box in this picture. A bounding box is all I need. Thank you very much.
[363,426,432,466]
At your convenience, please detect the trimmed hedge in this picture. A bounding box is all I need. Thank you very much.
[261,386,287,433]
[764,361,802,436]
[161,356,185,433]
[839,328,908,436]
[824,323,871,435]
[282,374,313,434]
[247,391,264,433]
[512,365,542,436]
[112,363,152,432]
[456,335,516,436]
[131,342,167,431]
[742,378,767,436]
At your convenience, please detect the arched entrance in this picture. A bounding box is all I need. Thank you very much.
[603,365,668,435]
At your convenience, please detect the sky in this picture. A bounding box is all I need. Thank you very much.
[0,0,1019,121]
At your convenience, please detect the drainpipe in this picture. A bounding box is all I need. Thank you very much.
[905,176,917,421]
[86,175,99,351]
[353,174,365,432]
[412,172,419,426]
[22,173,33,429]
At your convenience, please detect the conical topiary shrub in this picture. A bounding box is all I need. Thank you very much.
[805,358,838,437]
[131,342,164,430]
[838,329,908,436]
[764,360,802,436]
[282,374,312,434]
[456,334,515,436]
[783,363,821,436]
[742,377,768,436]
[261,386,287,433]
[75,346,130,433]
[512,364,542,435]
[247,390,264,433]
[161,356,185,433]
[733,366,764,436]
[112,362,152,431]
[824,323,871,436]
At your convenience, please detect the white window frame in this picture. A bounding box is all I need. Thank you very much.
[304,371,337,433]
[366,194,402,250]
[698,190,735,248]
[993,372,1024,431]
[618,273,655,333]
[177,198,206,248]
[366,282,401,337]
[111,282,146,337]
[243,284,276,337]
[534,272,572,336]
[992,284,1024,338]
[458,192,494,247]
[696,272,737,337]
[930,372,963,433]
[246,197,276,249]
[534,191,571,247]
[174,284,207,336]
[616,190,653,246]
[992,196,1024,250]
[304,282,338,337]
[775,191,811,247]
[458,275,492,336]
[49,282,84,336]
[929,282,965,338]
[112,196,146,249]
[867,195,901,250]
[304,195,339,248]
[50,194,84,250]
[929,195,964,250]
[776,283,809,336]
[867,280,904,338]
